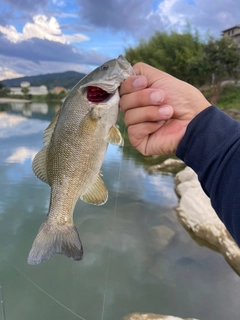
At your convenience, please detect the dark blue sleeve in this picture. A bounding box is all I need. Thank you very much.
[176,106,240,246]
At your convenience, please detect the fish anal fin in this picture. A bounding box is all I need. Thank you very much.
[32,147,49,185]
[43,109,60,146]
[106,125,124,146]
[28,220,83,265]
[80,173,108,205]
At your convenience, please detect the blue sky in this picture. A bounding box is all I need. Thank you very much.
[0,0,239,80]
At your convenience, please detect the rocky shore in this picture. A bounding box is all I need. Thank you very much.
[150,158,240,275]
[175,166,240,275]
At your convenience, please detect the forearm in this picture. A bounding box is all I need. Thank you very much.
[176,106,240,246]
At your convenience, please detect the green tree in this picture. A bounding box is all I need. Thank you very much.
[125,29,206,86]
[203,36,240,104]
[45,91,67,101]
[125,29,240,103]
[0,83,10,97]
[21,86,29,98]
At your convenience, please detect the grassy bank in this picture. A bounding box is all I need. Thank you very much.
[201,84,240,110]
[5,91,67,102]
[31,93,67,102]
[217,85,240,110]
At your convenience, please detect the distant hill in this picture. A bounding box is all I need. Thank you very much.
[1,71,86,90]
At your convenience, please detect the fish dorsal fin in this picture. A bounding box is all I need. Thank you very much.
[106,125,124,146]
[43,109,60,146]
[32,147,49,185]
[80,172,108,205]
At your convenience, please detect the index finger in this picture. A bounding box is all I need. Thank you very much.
[119,75,148,96]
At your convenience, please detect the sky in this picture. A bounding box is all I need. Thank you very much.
[0,0,239,80]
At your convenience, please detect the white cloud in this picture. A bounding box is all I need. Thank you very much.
[0,25,19,43]
[154,0,239,36]
[0,15,89,44]
[23,15,64,43]
[65,33,90,43]
[156,0,188,29]
[52,0,65,6]
[0,67,23,80]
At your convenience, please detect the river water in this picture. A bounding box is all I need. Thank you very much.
[0,101,239,320]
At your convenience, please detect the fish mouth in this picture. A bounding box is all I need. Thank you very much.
[87,86,111,103]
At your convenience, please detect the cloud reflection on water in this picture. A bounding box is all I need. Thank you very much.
[11,102,48,116]
[6,147,38,164]
[0,112,49,139]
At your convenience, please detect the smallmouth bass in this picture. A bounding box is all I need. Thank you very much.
[28,55,135,265]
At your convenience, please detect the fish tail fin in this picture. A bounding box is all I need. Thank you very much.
[27,220,83,265]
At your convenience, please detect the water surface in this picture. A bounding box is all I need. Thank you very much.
[0,102,239,320]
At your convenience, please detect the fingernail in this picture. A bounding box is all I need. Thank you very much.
[133,76,145,88]
[159,106,172,116]
[150,91,163,104]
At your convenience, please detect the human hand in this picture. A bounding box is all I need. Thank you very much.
[119,62,210,156]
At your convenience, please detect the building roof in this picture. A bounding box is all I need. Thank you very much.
[52,86,68,93]
[222,25,240,33]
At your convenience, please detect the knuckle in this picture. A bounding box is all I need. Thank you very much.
[124,112,132,126]
[127,124,136,137]
[134,62,145,70]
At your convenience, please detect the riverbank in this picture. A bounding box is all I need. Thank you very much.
[150,158,240,276]
[0,97,31,103]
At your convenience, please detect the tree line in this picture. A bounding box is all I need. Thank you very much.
[125,29,240,104]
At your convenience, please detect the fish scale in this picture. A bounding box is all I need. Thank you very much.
[28,55,135,265]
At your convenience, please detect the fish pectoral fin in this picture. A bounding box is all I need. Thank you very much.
[28,220,83,265]
[106,125,124,146]
[80,173,108,205]
[43,109,60,146]
[32,146,49,185]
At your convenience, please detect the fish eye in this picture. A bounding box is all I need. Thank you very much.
[101,65,109,71]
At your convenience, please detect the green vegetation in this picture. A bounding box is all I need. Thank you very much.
[200,84,240,110]
[31,91,68,102]
[218,85,240,110]
[125,29,240,106]
[2,91,68,102]
[21,86,30,99]
[0,83,10,97]
[126,29,205,86]
[203,36,240,104]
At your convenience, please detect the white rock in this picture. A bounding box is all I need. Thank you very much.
[175,167,240,275]
[149,159,185,171]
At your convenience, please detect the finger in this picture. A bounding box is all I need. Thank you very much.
[124,104,173,126]
[119,75,148,96]
[120,88,165,112]
[133,62,168,86]
[127,121,165,147]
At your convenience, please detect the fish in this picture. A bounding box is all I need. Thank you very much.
[28,55,135,265]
